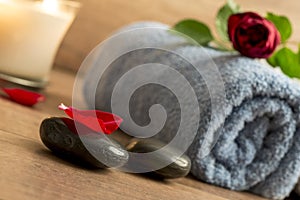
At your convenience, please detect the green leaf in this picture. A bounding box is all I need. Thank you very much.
[267,52,277,67]
[173,19,214,46]
[298,44,300,64]
[266,12,292,43]
[268,47,300,78]
[215,0,240,41]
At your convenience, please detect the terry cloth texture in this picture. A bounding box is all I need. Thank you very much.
[82,22,300,200]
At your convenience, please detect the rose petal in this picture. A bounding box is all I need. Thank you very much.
[228,14,243,41]
[58,103,123,134]
[227,12,281,58]
[2,88,45,106]
[60,117,95,135]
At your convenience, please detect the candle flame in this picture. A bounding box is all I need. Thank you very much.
[41,0,59,13]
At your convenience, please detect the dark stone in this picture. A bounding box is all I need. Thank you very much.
[39,117,128,168]
[126,138,191,179]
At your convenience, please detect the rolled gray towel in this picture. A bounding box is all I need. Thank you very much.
[82,22,300,199]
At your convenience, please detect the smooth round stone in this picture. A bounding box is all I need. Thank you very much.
[40,117,129,168]
[126,138,191,179]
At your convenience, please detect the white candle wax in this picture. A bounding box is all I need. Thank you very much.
[0,0,78,82]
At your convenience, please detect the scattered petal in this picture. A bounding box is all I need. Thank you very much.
[60,117,95,135]
[58,103,123,134]
[2,88,45,106]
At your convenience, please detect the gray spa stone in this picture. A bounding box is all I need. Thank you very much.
[82,22,300,199]
[126,138,191,179]
[40,117,129,168]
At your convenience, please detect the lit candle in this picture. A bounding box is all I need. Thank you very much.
[0,0,80,85]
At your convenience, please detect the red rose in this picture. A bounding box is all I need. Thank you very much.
[228,12,281,58]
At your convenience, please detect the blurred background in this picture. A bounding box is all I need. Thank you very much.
[55,0,300,72]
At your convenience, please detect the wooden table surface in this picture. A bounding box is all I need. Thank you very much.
[0,68,272,200]
[2,1,300,199]
[55,0,300,72]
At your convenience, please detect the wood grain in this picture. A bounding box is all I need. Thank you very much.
[1,131,228,200]
[0,68,269,200]
[1,1,300,199]
[54,0,300,72]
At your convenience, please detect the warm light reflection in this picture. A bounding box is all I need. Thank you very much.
[41,0,59,13]
[0,0,78,81]
[0,0,10,3]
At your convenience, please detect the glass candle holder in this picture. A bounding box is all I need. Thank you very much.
[0,0,80,88]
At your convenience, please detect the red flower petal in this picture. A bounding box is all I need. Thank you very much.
[227,12,281,58]
[58,103,123,134]
[1,88,45,106]
[60,117,94,135]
